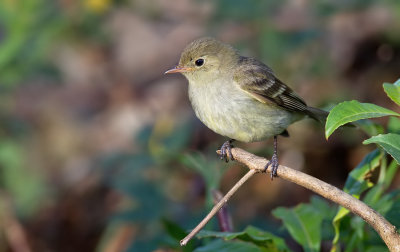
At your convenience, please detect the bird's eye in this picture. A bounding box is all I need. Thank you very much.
[195,58,204,67]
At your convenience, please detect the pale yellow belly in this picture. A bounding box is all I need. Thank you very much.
[189,82,302,142]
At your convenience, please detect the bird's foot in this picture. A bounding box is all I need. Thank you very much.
[264,153,279,179]
[263,135,279,180]
[219,140,234,162]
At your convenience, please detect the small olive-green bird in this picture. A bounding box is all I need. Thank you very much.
[165,37,327,178]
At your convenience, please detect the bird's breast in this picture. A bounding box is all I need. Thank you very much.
[188,79,298,142]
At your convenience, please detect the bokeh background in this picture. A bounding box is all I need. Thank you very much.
[1,0,400,251]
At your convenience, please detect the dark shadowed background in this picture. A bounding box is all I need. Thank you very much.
[0,0,399,251]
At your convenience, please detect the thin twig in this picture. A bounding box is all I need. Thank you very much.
[180,169,256,246]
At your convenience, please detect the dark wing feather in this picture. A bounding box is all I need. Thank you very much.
[234,56,308,113]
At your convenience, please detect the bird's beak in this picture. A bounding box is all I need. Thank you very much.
[164,66,193,74]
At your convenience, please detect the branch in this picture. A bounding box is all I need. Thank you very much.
[180,169,256,246]
[181,147,400,252]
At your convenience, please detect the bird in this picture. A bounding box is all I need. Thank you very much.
[165,37,327,178]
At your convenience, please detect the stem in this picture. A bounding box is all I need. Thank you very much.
[180,169,256,246]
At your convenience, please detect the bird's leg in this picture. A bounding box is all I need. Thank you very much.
[264,136,279,179]
[219,139,235,162]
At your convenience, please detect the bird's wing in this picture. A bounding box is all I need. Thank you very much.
[234,56,308,113]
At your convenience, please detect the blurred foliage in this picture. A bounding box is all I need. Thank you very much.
[0,0,400,251]
[97,121,194,251]
[0,0,63,86]
[0,0,113,87]
[0,139,48,217]
[214,0,400,75]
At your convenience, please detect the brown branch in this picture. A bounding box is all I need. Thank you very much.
[181,147,400,252]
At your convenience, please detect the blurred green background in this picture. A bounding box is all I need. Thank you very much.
[0,0,400,251]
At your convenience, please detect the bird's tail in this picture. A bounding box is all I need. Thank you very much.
[306,107,329,124]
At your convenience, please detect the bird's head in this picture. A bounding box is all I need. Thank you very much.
[165,37,238,82]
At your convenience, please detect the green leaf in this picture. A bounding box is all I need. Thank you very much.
[272,202,325,252]
[365,246,391,252]
[388,116,400,134]
[364,158,399,207]
[325,101,400,139]
[343,149,382,195]
[331,207,351,251]
[374,190,400,218]
[194,239,268,252]
[331,149,382,248]
[364,133,400,164]
[382,159,399,189]
[196,226,289,251]
[383,79,400,105]
[385,191,400,227]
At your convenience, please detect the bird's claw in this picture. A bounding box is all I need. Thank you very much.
[219,140,234,162]
[263,153,279,180]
